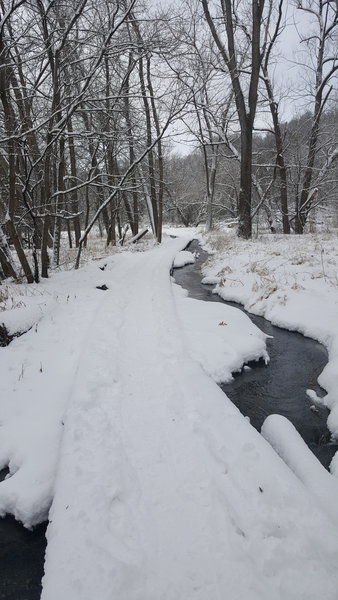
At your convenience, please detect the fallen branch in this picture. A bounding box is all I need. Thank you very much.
[128,228,149,244]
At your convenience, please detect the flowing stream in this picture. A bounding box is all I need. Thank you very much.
[173,240,338,470]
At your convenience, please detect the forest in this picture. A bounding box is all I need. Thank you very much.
[0,0,337,283]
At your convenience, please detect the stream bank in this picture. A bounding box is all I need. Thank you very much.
[173,239,338,470]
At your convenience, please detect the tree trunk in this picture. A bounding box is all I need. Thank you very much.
[262,71,290,233]
[202,0,265,240]
[6,219,34,282]
[237,126,253,239]
[67,119,81,246]
[123,52,139,236]
[0,224,18,279]
[138,53,159,237]
[53,136,66,266]
[146,57,163,242]
[0,36,34,282]
[295,0,336,233]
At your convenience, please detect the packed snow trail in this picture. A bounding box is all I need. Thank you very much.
[41,237,338,600]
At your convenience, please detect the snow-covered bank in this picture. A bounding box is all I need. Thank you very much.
[201,228,338,471]
[174,283,269,383]
[173,249,196,268]
[262,415,338,527]
[0,260,122,526]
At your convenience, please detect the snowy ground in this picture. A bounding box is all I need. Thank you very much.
[1,230,338,599]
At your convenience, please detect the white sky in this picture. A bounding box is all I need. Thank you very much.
[167,1,337,155]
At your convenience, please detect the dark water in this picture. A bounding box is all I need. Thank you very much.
[173,240,338,470]
[0,463,47,598]
[0,516,46,600]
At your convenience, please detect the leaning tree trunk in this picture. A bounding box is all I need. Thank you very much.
[0,36,34,283]
[0,224,18,279]
[146,57,163,242]
[123,52,139,236]
[138,53,159,238]
[262,69,290,234]
[295,117,321,234]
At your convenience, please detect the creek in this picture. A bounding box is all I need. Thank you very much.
[173,239,338,470]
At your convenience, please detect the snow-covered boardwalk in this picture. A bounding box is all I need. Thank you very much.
[40,237,338,600]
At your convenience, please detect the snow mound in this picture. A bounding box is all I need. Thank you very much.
[1,304,44,338]
[262,414,338,527]
[306,388,325,407]
[201,275,220,285]
[174,285,269,383]
[173,250,196,268]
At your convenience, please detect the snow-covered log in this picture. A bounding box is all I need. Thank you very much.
[128,228,149,244]
[262,414,338,527]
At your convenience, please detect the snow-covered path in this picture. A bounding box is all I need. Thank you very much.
[40,237,338,600]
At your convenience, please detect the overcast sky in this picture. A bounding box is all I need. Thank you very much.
[167,1,336,155]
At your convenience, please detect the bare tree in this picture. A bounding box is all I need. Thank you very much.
[202,0,266,239]
[294,0,338,233]
[261,0,290,233]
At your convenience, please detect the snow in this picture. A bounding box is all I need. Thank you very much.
[1,304,44,337]
[0,262,117,526]
[172,249,196,268]
[201,228,338,456]
[40,236,338,600]
[174,282,269,383]
[306,388,325,407]
[262,414,338,527]
[1,230,338,599]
